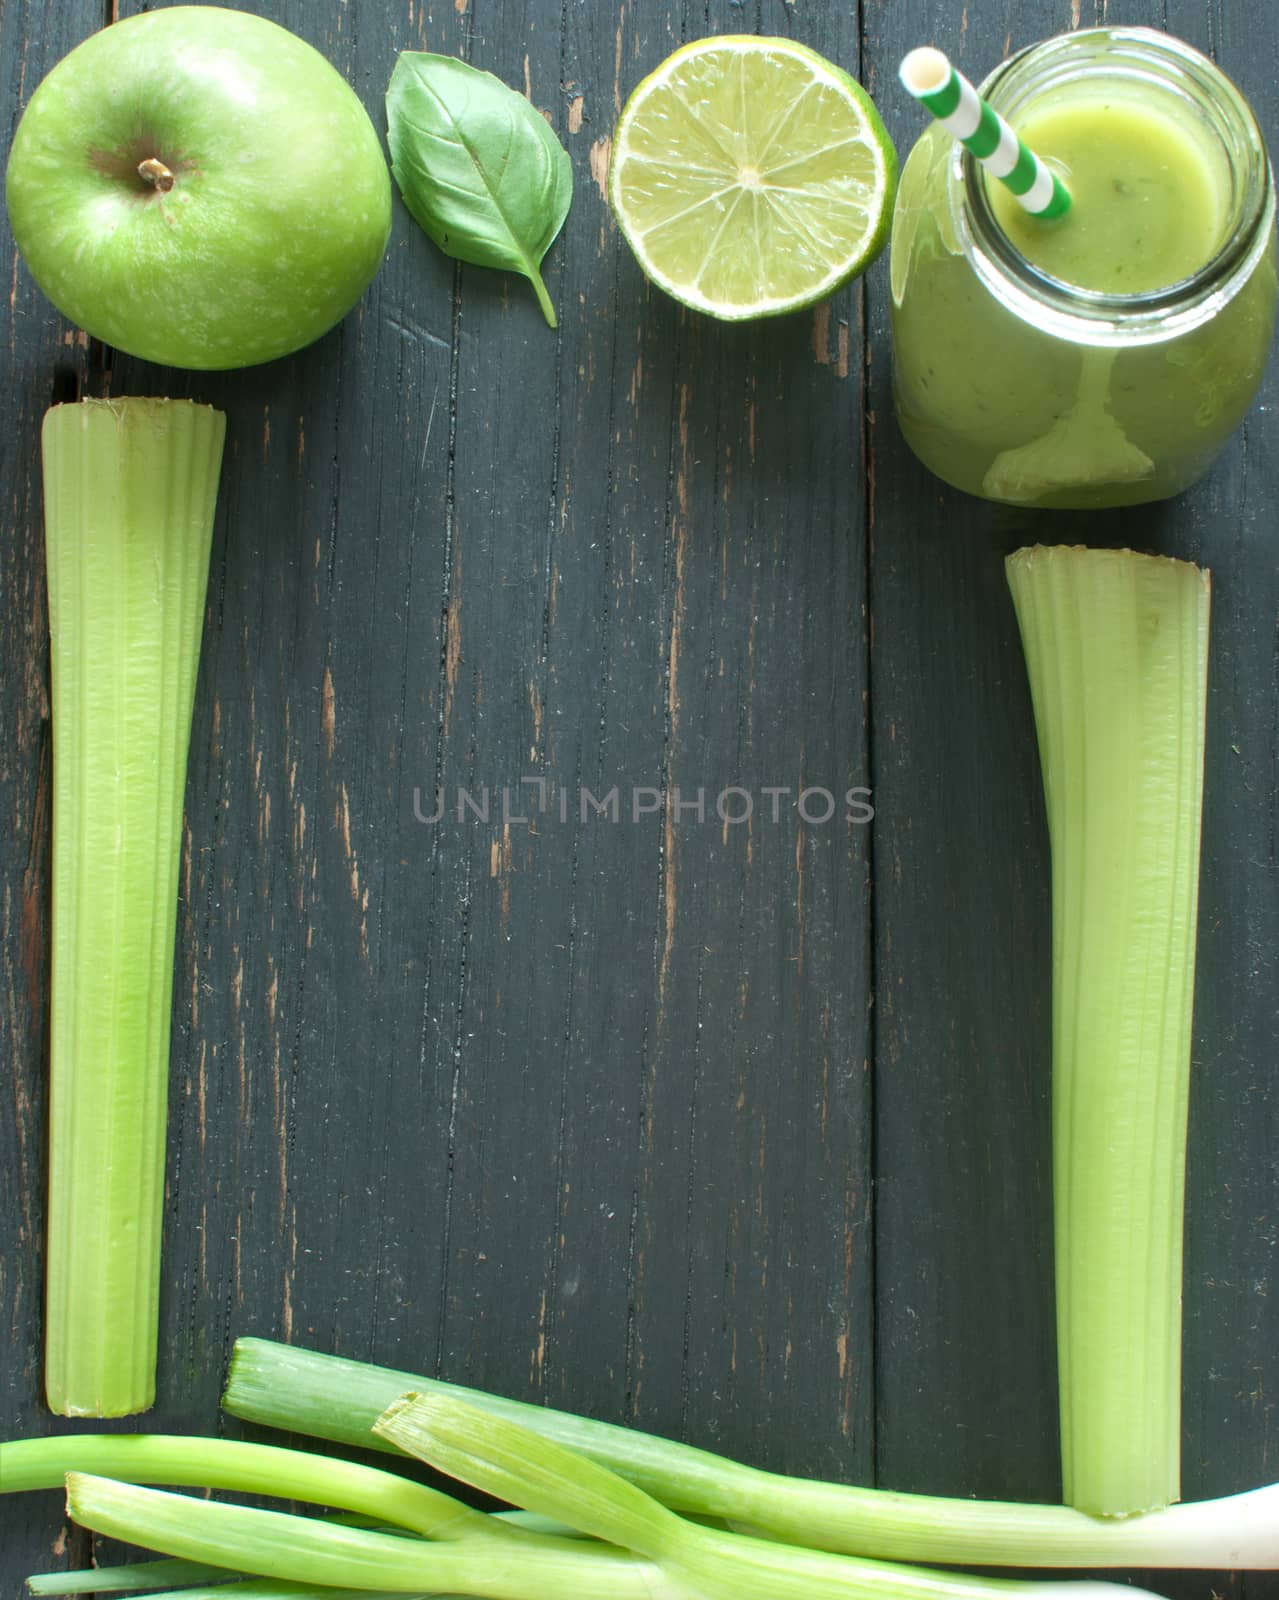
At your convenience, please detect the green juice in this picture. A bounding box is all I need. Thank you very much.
[890,31,1277,508]
[988,92,1227,293]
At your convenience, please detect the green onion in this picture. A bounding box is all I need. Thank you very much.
[0,1432,488,1538]
[60,1453,1165,1600]
[42,398,225,1416]
[60,1474,664,1600]
[223,1338,1279,1566]
[112,1587,443,1600]
[32,1577,438,1600]
[26,1557,232,1595]
[377,1391,677,1566]
[1007,545,1210,1517]
[374,1391,1165,1600]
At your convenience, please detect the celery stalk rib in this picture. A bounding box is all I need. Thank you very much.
[1007,545,1210,1517]
[43,398,226,1417]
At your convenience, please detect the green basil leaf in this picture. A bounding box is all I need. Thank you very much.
[386,52,573,327]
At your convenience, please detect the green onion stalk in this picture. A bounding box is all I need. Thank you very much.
[34,1581,444,1600]
[53,1407,1163,1600]
[222,1339,1279,1567]
[60,1475,675,1600]
[26,1557,234,1596]
[371,1390,1169,1600]
[0,1433,486,1537]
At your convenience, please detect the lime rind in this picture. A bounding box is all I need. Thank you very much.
[609,35,897,320]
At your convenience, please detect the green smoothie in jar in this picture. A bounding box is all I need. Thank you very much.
[890,29,1277,508]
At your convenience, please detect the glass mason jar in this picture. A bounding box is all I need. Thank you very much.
[889,29,1277,508]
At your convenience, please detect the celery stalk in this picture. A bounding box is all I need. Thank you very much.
[1006,545,1210,1517]
[42,398,226,1416]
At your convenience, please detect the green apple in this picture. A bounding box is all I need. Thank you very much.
[5,6,392,369]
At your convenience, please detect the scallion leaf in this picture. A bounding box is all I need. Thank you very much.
[60,1475,663,1600]
[26,1557,232,1595]
[0,1432,485,1538]
[224,1337,1279,1567]
[373,1390,1171,1600]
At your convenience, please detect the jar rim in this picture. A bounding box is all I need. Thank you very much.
[957,26,1274,344]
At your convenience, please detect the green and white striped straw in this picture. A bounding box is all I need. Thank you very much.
[900,46,1071,219]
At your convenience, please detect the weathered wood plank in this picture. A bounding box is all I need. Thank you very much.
[5,0,1276,1596]
[2,0,873,1591]
[864,0,1070,1507]
[866,6,1278,1599]
[0,1,107,1585]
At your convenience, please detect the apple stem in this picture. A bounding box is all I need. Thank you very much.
[138,157,175,194]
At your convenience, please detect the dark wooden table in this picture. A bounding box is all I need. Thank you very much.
[2,2,1276,1596]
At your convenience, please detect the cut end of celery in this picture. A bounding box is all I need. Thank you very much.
[46,1385,157,1422]
[1006,543,1209,591]
[1007,543,1210,1519]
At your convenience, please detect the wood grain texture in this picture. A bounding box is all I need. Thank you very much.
[0,2,105,1584]
[1,0,872,1589]
[865,5,1279,1599]
[1,0,1276,1597]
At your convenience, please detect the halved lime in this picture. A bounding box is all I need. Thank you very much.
[609,35,897,320]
